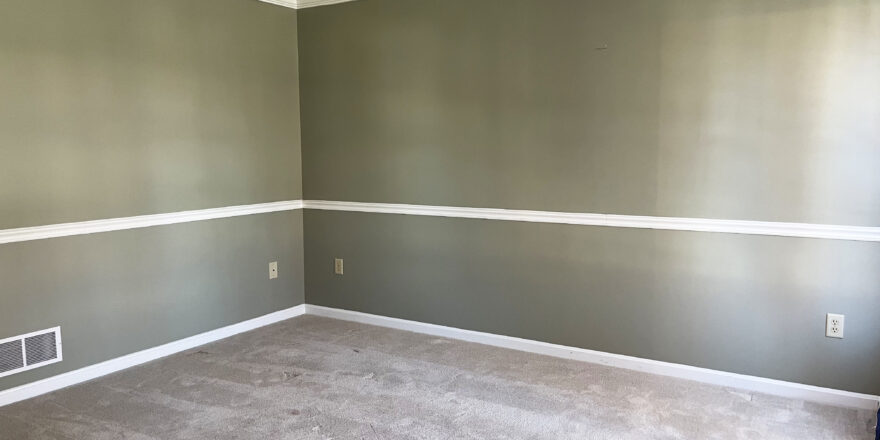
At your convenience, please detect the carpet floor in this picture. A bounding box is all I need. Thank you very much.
[0,315,876,439]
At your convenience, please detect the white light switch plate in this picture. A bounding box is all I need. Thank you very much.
[334,258,344,275]
[826,313,844,339]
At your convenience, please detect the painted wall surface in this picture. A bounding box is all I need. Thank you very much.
[304,210,880,394]
[300,0,880,227]
[299,0,880,394]
[0,211,305,391]
[0,0,304,392]
[0,0,302,230]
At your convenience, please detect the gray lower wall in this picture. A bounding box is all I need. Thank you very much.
[0,0,305,392]
[1,211,305,392]
[304,210,880,394]
[299,0,880,396]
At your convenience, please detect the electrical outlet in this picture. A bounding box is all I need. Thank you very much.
[269,261,278,280]
[826,313,844,339]
[334,258,344,275]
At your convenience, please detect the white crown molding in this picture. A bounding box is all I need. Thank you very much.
[257,0,298,9]
[0,200,304,245]
[257,0,357,9]
[295,0,358,8]
[0,305,306,407]
[303,200,880,242]
[305,305,880,410]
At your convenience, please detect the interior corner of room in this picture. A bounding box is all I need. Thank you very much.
[1,0,879,439]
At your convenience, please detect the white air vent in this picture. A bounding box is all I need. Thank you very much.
[0,327,62,378]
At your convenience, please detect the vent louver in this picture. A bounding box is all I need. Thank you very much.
[25,333,59,365]
[0,340,24,374]
[0,327,62,379]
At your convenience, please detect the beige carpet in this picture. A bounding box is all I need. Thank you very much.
[0,315,876,439]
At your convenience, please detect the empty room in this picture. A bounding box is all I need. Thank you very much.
[1,0,879,438]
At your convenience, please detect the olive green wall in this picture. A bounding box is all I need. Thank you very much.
[300,0,879,226]
[0,0,304,392]
[2,0,879,398]
[0,0,302,229]
[304,210,880,394]
[299,0,880,394]
[0,211,304,391]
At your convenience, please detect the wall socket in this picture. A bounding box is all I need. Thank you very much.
[825,313,844,339]
[269,261,278,280]
[334,258,344,275]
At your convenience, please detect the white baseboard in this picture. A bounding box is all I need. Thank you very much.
[0,305,306,407]
[305,305,880,411]
[4,304,876,411]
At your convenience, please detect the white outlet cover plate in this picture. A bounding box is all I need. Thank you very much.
[269,261,278,279]
[825,313,844,339]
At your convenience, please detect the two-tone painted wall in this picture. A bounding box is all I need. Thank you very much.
[0,0,304,391]
[298,0,880,395]
[2,0,879,399]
